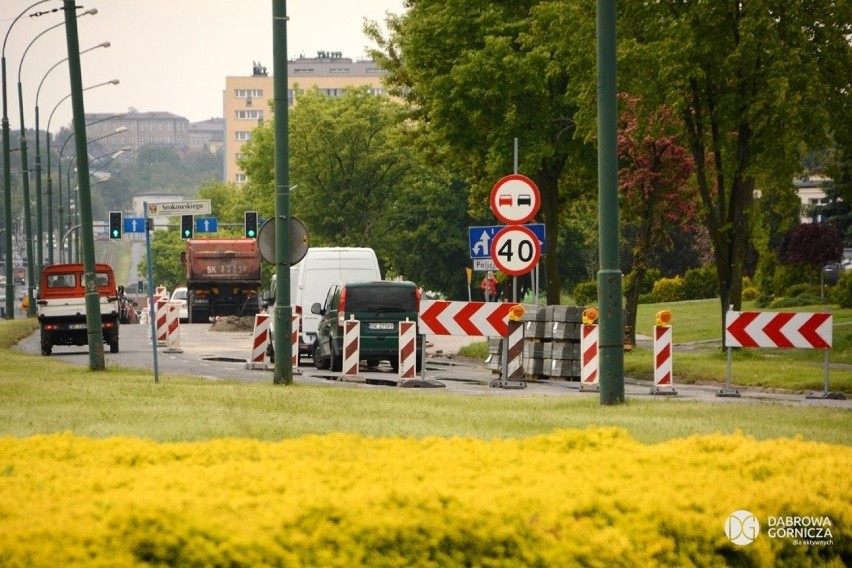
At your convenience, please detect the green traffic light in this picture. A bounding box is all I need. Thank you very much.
[247,230,256,238]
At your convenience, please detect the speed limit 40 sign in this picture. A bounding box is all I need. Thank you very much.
[490,225,541,276]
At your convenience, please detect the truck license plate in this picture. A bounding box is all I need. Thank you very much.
[68,323,87,330]
[369,322,394,330]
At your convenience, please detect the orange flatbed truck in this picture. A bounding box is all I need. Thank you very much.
[36,263,120,356]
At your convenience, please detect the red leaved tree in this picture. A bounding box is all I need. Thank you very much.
[618,94,697,346]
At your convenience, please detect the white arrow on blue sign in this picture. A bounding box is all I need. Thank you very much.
[123,217,147,233]
[469,224,545,259]
[195,217,218,233]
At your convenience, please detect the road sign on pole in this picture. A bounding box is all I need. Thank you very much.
[469,224,545,258]
[489,174,540,224]
[490,225,541,276]
[195,217,218,233]
[146,200,212,217]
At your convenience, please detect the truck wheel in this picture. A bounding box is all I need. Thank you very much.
[110,340,119,354]
[330,339,342,372]
[41,343,52,356]
[314,339,330,370]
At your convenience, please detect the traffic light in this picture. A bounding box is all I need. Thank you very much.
[109,211,122,239]
[180,215,194,239]
[244,211,258,238]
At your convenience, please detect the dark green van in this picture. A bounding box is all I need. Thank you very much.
[311,281,423,372]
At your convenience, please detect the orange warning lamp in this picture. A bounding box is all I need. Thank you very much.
[509,304,526,321]
[582,307,599,325]
[656,310,673,327]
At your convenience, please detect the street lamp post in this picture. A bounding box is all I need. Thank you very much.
[49,83,120,263]
[16,8,98,315]
[2,0,52,319]
[63,125,127,261]
[36,41,110,267]
[62,0,108,370]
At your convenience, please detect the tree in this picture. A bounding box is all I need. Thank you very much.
[778,222,844,279]
[617,95,695,346]
[366,0,598,304]
[238,87,479,298]
[619,0,852,340]
[239,87,413,248]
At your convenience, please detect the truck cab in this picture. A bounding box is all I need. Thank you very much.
[36,263,120,356]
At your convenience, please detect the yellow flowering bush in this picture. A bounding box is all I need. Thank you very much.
[0,429,849,566]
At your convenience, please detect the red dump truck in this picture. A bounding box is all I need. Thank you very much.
[36,263,120,356]
[182,238,262,323]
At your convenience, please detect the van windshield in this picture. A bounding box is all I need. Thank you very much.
[346,287,417,313]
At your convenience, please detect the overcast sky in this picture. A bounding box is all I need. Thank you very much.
[2,0,405,132]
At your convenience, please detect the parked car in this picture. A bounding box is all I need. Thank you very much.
[311,280,423,372]
[170,286,189,323]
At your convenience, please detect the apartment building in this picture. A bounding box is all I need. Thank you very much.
[223,54,387,184]
[84,111,190,157]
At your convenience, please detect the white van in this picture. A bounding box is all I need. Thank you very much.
[267,247,381,362]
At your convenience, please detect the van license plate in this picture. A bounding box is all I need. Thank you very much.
[369,322,394,330]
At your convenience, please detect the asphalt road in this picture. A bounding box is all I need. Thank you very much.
[13,319,850,407]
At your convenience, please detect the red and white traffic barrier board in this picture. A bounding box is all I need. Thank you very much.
[247,313,271,370]
[164,304,183,353]
[580,323,599,390]
[489,319,526,388]
[721,311,838,399]
[726,311,832,349]
[398,320,417,380]
[652,324,676,394]
[419,300,516,336]
[342,319,360,377]
[155,298,169,346]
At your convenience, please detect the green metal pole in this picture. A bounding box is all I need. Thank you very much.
[34,105,43,280]
[596,0,624,404]
[272,0,293,384]
[17,81,36,316]
[63,0,104,370]
[1,55,13,319]
[45,130,53,264]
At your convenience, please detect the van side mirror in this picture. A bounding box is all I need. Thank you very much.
[311,302,323,315]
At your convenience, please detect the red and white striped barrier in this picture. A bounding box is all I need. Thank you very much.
[164,303,183,353]
[723,310,840,399]
[246,313,271,370]
[579,323,599,391]
[648,310,677,395]
[342,318,360,378]
[490,317,526,388]
[155,298,168,346]
[291,314,300,368]
[652,323,676,395]
[398,320,417,380]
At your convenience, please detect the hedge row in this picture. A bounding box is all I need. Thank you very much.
[0,429,849,566]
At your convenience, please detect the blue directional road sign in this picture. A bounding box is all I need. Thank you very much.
[123,217,147,233]
[195,217,218,233]
[469,224,545,258]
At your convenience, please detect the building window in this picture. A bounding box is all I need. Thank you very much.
[235,110,264,120]
[235,131,251,141]
[330,67,350,74]
[234,89,263,98]
[235,173,247,183]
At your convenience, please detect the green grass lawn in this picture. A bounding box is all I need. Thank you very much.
[0,318,849,446]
